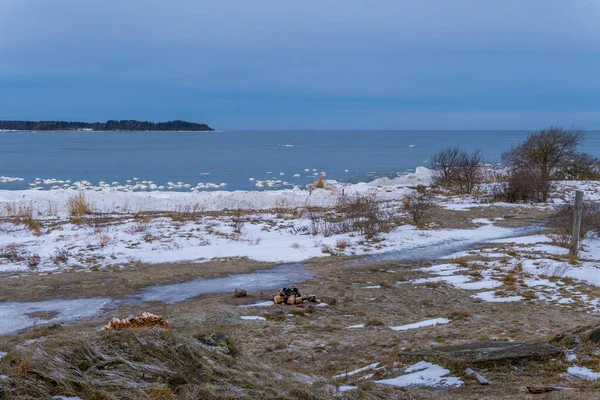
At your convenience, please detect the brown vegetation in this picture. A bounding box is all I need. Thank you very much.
[66,192,93,217]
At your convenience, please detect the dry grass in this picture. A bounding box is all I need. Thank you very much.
[314,173,325,189]
[0,328,334,400]
[3,202,43,235]
[168,203,203,222]
[335,238,350,249]
[66,193,93,217]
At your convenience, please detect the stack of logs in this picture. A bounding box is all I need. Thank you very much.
[101,312,171,331]
[272,287,316,305]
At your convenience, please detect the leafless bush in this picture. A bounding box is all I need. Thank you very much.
[303,194,394,239]
[51,247,71,264]
[564,153,600,180]
[402,190,434,228]
[431,147,483,194]
[230,208,245,234]
[502,126,591,181]
[28,254,41,269]
[492,168,553,203]
[336,194,393,238]
[547,201,600,247]
[335,238,350,249]
[168,203,203,222]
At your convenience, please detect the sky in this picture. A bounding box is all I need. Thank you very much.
[0,0,599,130]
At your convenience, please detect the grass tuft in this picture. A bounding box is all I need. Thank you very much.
[66,193,93,217]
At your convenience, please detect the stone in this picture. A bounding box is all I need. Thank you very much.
[320,296,337,306]
[286,295,296,305]
[588,327,600,344]
[234,288,247,298]
[399,342,563,368]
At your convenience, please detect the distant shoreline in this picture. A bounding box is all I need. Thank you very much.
[0,119,214,132]
[0,130,215,133]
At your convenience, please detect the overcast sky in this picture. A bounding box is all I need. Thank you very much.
[0,0,598,129]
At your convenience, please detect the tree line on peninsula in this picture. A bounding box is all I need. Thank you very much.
[0,120,213,131]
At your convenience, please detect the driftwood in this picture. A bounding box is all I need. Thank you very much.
[101,312,171,331]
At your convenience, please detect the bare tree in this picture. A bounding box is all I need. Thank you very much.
[456,149,483,194]
[431,147,482,194]
[431,147,462,187]
[501,126,585,181]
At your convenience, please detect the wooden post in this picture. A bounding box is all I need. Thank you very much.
[569,191,584,259]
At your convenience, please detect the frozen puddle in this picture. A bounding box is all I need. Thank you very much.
[135,263,316,304]
[369,225,540,262]
[376,361,462,388]
[0,298,111,335]
[391,318,450,331]
[0,263,315,335]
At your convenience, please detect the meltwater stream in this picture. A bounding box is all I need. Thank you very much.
[0,225,542,335]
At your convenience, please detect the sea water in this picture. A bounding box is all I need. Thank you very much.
[1,130,599,191]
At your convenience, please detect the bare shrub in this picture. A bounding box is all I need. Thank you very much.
[431,147,483,194]
[230,208,245,234]
[51,247,71,264]
[492,167,553,203]
[336,194,390,238]
[28,254,41,269]
[98,234,111,248]
[431,147,462,186]
[335,238,350,249]
[169,203,202,222]
[502,126,590,181]
[402,190,434,228]
[67,193,92,217]
[125,217,151,234]
[548,201,600,247]
[303,194,396,239]
[565,153,600,180]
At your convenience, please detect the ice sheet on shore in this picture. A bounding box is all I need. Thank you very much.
[376,361,462,388]
[0,298,111,335]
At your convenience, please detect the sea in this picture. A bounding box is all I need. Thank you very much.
[1,130,599,191]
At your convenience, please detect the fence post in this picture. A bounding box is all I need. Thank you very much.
[569,191,584,259]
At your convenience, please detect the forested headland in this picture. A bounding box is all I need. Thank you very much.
[0,120,213,131]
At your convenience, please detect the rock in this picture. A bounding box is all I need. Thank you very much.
[234,288,247,298]
[320,296,337,306]
[588,327,600,343]
[273,295,285,304]
[287,295,296,305]
[399,342,563,368]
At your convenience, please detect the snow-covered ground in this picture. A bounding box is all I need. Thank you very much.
[1,167,599,299]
